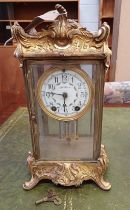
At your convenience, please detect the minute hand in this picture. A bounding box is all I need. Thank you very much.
[62,93,67,112]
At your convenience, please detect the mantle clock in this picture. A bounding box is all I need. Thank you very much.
[12,4,111,190]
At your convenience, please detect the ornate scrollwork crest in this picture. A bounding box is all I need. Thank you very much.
[11,4,111,70]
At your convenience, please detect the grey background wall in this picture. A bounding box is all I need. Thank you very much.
[79,0,99,32]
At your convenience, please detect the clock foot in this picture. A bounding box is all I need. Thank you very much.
[23,176,39,190]
[23,151,40,190]
[94,176,111,191]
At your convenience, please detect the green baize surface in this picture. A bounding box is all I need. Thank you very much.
[0,107,130,210]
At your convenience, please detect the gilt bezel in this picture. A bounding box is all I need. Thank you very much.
[36,65,94,121]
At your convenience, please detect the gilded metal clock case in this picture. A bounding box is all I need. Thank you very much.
[12,4,111,191]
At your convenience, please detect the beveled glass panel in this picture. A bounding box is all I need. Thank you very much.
[27,60,103,161]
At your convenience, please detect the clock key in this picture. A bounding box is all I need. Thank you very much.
[35,189,62,206]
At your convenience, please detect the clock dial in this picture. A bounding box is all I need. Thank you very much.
[36,66,93,121]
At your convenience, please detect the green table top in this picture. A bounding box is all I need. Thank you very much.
[0,107,130,210]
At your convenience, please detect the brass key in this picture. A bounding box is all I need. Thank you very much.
[35,189,62,206]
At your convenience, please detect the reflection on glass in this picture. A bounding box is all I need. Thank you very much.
[30,62,97,161]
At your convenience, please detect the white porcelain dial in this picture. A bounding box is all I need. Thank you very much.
[36,67,93,121]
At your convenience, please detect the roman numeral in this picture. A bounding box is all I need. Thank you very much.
[48,84,55,90]
[55,77,58,83]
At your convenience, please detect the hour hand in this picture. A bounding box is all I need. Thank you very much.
[53,92,63,96]
[46,92,63,96]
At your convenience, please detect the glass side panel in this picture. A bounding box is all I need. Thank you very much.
[28,61,99,161]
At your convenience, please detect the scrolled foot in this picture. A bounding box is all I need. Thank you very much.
[23,176,39,190]
[95,176,111,191]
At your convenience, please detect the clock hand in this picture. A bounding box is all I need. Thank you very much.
[45,91,63,96]
[62,93,67,112]
[63,97,66,112]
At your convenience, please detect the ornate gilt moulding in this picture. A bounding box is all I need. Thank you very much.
[11,4,111,70]
[23,145,111,191]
